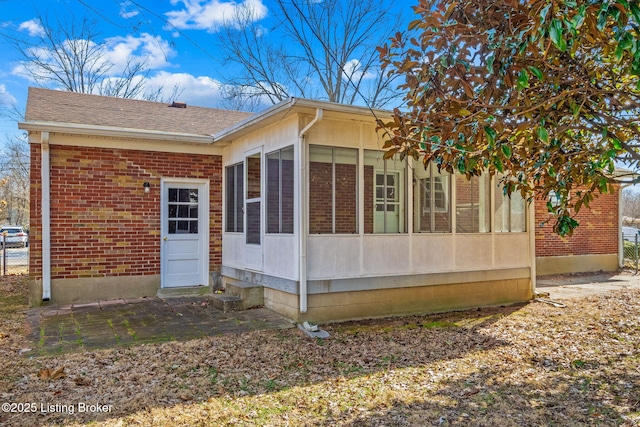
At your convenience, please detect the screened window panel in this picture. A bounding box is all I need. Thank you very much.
[413,161,451,233]
[266,146,294,234]
[225,164,244,233]
[309,146,358,234]
[494,175,526,232]
[455,174,491,233]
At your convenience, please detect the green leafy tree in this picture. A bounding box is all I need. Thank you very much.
[378,0,640,235]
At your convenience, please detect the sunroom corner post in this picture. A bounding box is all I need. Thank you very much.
[529,193,537,295]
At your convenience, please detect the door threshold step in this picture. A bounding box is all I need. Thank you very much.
[157,286,211,299]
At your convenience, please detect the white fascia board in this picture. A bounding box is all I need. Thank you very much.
[18,121,214,145]
[213,98,392,144]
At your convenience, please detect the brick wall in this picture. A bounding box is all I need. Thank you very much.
[534,187,619,257]
[30,144,222,280]
[309,161,357,234]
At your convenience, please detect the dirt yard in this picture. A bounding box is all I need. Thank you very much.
[0,275,639,426]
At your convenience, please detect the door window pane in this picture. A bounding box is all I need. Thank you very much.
[168,187,198,234]
[247,153,261,199]
[246,201,261,244]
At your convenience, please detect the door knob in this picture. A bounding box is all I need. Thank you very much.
[163,236,168,241]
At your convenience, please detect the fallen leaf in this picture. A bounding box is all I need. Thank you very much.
[38,366,67,380]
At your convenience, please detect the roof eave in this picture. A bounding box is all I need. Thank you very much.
[18,121,214,144]
[212,98,392,144]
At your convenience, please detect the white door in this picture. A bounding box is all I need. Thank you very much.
[244,150,263,271]
[374,171,401,233]
[161,179,209,288]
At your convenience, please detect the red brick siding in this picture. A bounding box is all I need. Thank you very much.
[534,187,619,257]
[364,165,374,233]
[30,144,222,280]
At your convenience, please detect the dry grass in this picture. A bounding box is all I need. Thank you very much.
[0,275,639,426]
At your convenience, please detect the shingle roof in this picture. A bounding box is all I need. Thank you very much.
[24,87,253,136]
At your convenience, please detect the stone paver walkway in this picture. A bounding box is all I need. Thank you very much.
[27,296,294,355]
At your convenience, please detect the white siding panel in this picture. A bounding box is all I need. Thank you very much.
[264,235,298,280]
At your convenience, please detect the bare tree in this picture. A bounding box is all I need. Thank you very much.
[216,0,405,109]
[6,13,178,101]
[623,189,640,227]
[0,136,29,226]
[8,14,146,98]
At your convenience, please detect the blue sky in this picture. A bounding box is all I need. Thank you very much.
[0,0,413,144]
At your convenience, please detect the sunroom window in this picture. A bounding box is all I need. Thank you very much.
[225,163,244,233]
[309,145,358,234]
[455,174,491,233]
[266,147,294,234]
[495,175,526,232]
[364,150,407,233]
[412,161,451,233]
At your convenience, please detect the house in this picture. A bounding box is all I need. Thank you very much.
[19,87,618,323]
[535,191,620,276]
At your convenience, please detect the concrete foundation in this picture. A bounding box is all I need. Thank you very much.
[536,254,618,276]
[264,277,533,323]
[29,274,160,307]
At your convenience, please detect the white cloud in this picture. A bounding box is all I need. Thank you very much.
[103,33,175,72]
[0,84,17,106]
[166,0,268,32]
[11,33,176,87]
[18,19,45,37]
[342,59,377,82]
[119,1,140,19]
[143,71,225,106]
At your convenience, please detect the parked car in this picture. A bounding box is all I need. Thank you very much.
[0,226,29,248]
[623,226,640,242]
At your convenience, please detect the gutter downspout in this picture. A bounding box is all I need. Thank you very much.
[41,132,51,301]
[298,108,323,314]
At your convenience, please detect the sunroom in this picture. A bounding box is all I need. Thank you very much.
[216,98,534,323]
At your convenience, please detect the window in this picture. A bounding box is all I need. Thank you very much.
[495,175,526,232]
[309,145,358,234]
[455,174,491,233]
[364,150,406,233]
[266,147,294,233]
[423,176,448,213]
[225,163,244,233]
[413,161,451,232]
[168,188,199,234]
